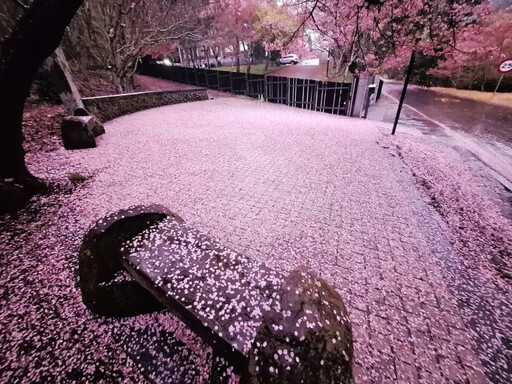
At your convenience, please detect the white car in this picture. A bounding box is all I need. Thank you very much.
[279,54,299,65]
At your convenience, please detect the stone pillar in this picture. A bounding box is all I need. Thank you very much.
[245,267,354,384]
[45,46,84,114]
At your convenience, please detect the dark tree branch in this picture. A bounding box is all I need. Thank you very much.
[121,0,143,15]
[285,0,319,46]
[11,0,29,10]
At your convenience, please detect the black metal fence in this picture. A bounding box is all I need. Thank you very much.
[376,78,384,101]
[139,63,355,116]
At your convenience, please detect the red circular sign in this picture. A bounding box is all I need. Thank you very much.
[498,59,512,74]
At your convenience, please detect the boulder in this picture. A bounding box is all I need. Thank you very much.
[246,267,353,384]
[0,179,32,215]
[73,107,105,137]
[61,116,96,150]
[91,118,105,137]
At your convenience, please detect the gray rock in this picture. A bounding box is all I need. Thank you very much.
[61,116,96,150]
[246,267,353,384]
[91,117,105,137]
[78,204,183,317]
[72,108,105,137]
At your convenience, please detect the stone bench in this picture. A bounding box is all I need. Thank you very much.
[79,205,353,383]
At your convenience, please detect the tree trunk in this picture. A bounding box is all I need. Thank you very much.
[178,44,184,65]
[113,76,124,94]
[342,51,356,83]
[0,73,30,180]
[264,54,270,71]
[215,49,221,67]
[0,0,84,183]
[246,44,252,75]
[205,46,210,68]
[118,72,135,93]
[235,37,241,73]
[115,56,139,93]
[481,67,487,92]
[122,77,134,92]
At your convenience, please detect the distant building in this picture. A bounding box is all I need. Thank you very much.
[176,42,252,68]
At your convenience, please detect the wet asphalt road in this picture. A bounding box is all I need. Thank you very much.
[385,81,512,144]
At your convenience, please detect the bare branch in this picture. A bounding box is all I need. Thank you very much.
[285,0,319,47]
[11,0,29,10]
[121,0,142,15]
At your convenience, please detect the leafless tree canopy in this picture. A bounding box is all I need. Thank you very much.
[65,0,210,91]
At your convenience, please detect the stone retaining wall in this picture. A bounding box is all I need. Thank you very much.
[83,88,209,121]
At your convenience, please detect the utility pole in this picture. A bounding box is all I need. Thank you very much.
[492,58,512,100]
[493,74,504,95]
[392,51,415,135]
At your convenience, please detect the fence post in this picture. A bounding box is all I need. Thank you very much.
[313,81,319,111]
[245,73,250,96]
[337,82,344,115]
[348,77,359,117]
[305,80,310,110]
[264,75,268,101]
[286,77,291,106]
[206,70,209,89]
[318,82,325,113]
[376,78,384,101]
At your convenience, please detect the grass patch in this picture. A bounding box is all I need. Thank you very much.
[68,172,89,185]
[325,73,355,84]
[430,87,512,108]
[215,64,282,75]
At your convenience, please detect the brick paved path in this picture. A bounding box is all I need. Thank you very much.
[30,95,490,383]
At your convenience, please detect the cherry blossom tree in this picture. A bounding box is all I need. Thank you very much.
[285,0,487,134]
[375,1,489,70]
[176,0,303,72]
[253,1,300,69]
[287,0,487,77]
[0,0,83,187]
[306,0,376,79]
[429,10,511,90]
[207,0,261,72]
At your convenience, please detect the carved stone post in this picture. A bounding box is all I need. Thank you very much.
[45,46,84,114]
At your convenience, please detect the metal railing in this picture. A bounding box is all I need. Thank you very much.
[139,63,355,116]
